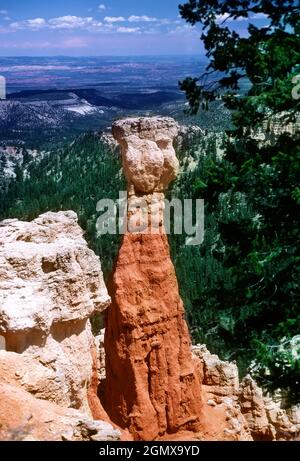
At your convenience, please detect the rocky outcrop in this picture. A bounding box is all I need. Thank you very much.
[104,117,202,441]
[0,211,110,419]
[0,360,120,441]
[240,376,300,441]
[193,345,300,441]
[192,345,252,441]
[239,375,274,440]
[193,345,239,397]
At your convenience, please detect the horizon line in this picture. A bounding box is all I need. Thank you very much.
[0,53,206,59]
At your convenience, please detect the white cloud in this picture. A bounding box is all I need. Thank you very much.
[0,10,8,15]
[27,18,47,27]
[250,13,268,20]
[216,13,230,22]
[168,24,197,35]
[10,17,47,30]
[216,13,249,23]
[48,15,94,29]
[116,26,140,33]
[216,12,268,24]
[7,12,181,35]
[128,15,157,23]
[104,16,125,23]
[98,4,106,10]
[10,16,102,31]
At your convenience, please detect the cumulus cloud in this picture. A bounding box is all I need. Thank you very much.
[7,12,181,35]
[116,26,140,33]
[48,15,94,29]
[104,16,125,23]
[10,17,47,30]
[216,13,249,23]
[10,16,102,31]
[98,4,106,10]
[128,15,157,23]
[28,18,47,27]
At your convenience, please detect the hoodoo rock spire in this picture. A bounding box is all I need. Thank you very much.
[104,117,202,440]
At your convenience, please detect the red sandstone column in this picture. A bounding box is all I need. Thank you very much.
[104,117,202,441]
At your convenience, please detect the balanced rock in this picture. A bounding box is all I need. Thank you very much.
[112,117,179,194]
[104,117,202,440]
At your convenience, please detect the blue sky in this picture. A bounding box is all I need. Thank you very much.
[0,1,268,56]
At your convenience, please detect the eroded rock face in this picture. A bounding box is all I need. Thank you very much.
[0,211,110,417]
[0,382,121,442]
[0,351,120,441]
[191,345,252,441]
[193,345,300,441]
[192,345,240,398]
[239,375,274,440]
[240,376,300,441]
[104,117,202,441]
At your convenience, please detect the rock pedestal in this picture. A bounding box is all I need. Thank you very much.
[104,117,202,440]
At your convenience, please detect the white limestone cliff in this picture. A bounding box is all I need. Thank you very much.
[0,211,110,418]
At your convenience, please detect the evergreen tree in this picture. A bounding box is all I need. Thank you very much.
[179,0,300,398]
